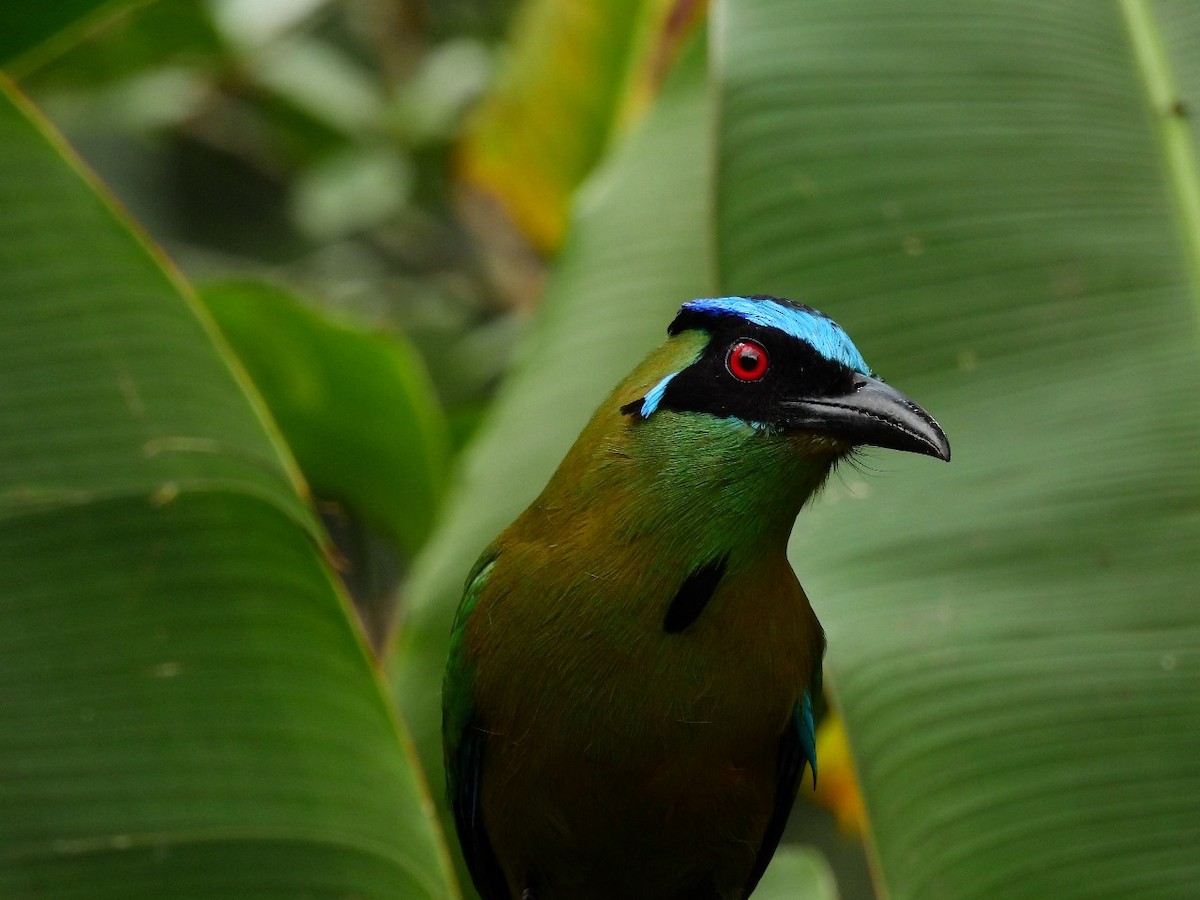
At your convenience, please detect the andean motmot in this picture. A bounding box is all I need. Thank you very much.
[443,295,950,899]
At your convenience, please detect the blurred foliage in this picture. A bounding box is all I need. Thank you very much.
[811,714,867,838]
[200,277,452,648]
[751,847,840,900]
[21,0,519,426]
[0,0,146,73]
[200,278,450,560]
[455,0,705,256]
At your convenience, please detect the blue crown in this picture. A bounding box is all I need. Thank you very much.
[680,296,871,376]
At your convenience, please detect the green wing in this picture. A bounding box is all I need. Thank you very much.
[443,549,510,900]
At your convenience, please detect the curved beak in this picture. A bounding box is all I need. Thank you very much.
[780,374,951,461]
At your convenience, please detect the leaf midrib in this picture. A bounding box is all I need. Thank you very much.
[1120,0,1200,318]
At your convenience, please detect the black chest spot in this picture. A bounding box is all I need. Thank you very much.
[663,554,729,633]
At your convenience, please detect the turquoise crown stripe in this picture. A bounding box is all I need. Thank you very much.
[640,372,678,418]
[683,296,872,375]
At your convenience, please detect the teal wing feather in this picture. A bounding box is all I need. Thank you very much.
[801,664,822,787]
[744,662,822,896]
[443,550,510,900]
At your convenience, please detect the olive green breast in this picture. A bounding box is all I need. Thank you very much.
[462,514,822,898]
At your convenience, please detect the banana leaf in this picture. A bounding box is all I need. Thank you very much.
[0,77,458,900]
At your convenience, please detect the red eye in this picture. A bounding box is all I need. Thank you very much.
[727,339,769,381]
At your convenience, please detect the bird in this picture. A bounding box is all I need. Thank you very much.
[442,294,949,900]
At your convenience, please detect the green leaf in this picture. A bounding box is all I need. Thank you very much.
[0,0,151,76]
[16,3,225,94]
[751,847,839,900]
[399,2,1200,898]
[456,0,702,252]
[199,279,451,557]
[0,80,457,898]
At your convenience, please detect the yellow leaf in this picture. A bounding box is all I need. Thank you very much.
[809,712,868,837]
[457,0,707,254]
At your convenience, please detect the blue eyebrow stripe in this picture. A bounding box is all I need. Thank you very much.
[640,372,677,418]
[682,296,872,375]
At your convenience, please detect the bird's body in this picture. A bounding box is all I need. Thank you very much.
[443,297,948,899]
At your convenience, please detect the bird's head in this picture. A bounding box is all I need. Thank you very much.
[618,294,950,467]
[529,295,948,552]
